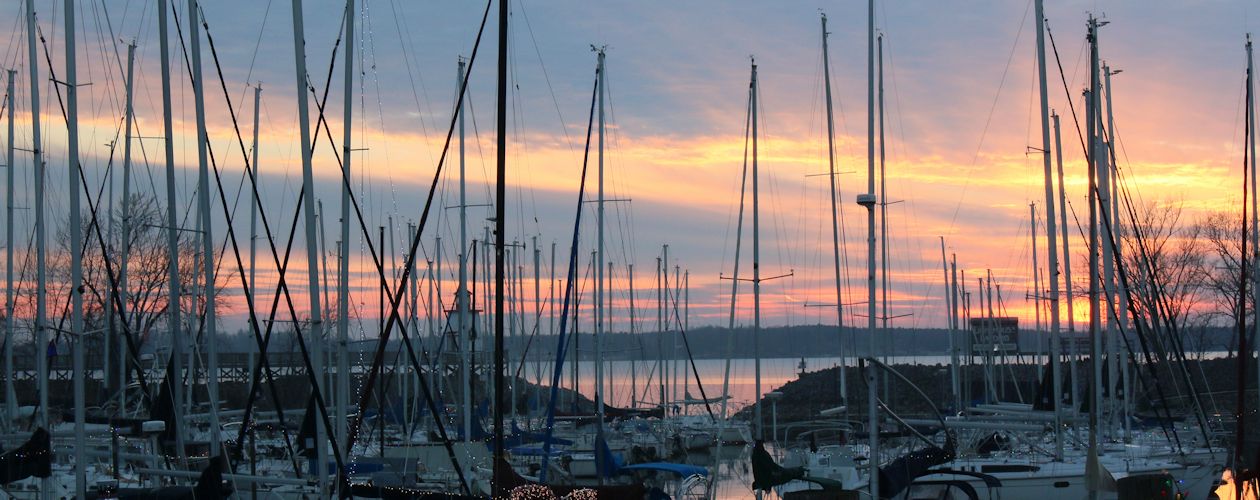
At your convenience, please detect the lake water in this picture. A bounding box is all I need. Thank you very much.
[520,355,963,414]
[521,350,1232,415]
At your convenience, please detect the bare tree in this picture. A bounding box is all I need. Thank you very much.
[1199,209,1249,354]
[44,193,227,398]
[1121,200,1207,327]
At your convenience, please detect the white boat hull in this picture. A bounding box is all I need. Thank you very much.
[910,460,1219,500]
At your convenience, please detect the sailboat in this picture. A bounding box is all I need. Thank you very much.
[734,36,879,496]
[764,9,880,498]
[902,7,1222,500]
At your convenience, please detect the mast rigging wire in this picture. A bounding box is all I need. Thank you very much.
[539,65,599,485]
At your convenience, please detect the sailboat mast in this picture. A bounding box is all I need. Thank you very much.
[1250,35,1260,407]
[189,0,224,459]
[963,273,971,396]
[1242,36,1256,497]
[628,262,635,408]
[1053,111,1079,429]
[673,265,681,408]
[1102,64,1130,439]
[1086,16,1103,500]
[427,256,435,393]
[249,83,261,343]
[675,264,683,410]
[157,0,187,461]
[321,204,335,394]
[64,1,87,494]
[861,0,881,496]
[1035,0,1065,454]
[630,271,638,409]
[289,0,327,490]
[985,271,997,401]
[534,237,542,394]
[1030,203,1041,353]
[607,260,615,406]
[408,225,418,426]
[986,271,995,317]
[657,255,664,408]
[549,241,555,401]
[493,0,509,490]
[951,253,962,408]
[507,246,516,423]
[4,69,16,430]
[878,33,889,363]
[336,0,354,459]
[719,102,747,420]
[522,251,529,403]
[550,241,556,337]
[457,56,472,442]
[25,0,48,454]
[118,42,137,417]
[376,226,385,455]
[391,218,401,431]
[684,271,689,377]
[595,46,607,425]
[821,13,848,407]
[941,238,960,412]
[750,60,763,441]
[1097,61,1118,439]
[484,227,491,348]
[663,244,671,409]
[248,80,263,464]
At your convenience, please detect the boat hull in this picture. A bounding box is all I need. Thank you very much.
[910,461,1219,500]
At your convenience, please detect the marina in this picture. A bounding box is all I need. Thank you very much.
[0,0,1258,499]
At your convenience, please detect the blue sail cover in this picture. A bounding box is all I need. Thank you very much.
[620,463,708,478]
[509,446,558,457]
[596,432,622,478]
[539,71,600,485]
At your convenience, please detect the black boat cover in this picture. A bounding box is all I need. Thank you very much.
[346,483,483,499]
[94,455,232,500]
[493,457,646,499]
[877,435,957,499]
[751,440,805,491]
[0,427,51,484]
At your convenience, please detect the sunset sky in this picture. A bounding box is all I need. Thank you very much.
[1,0,1255,340]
